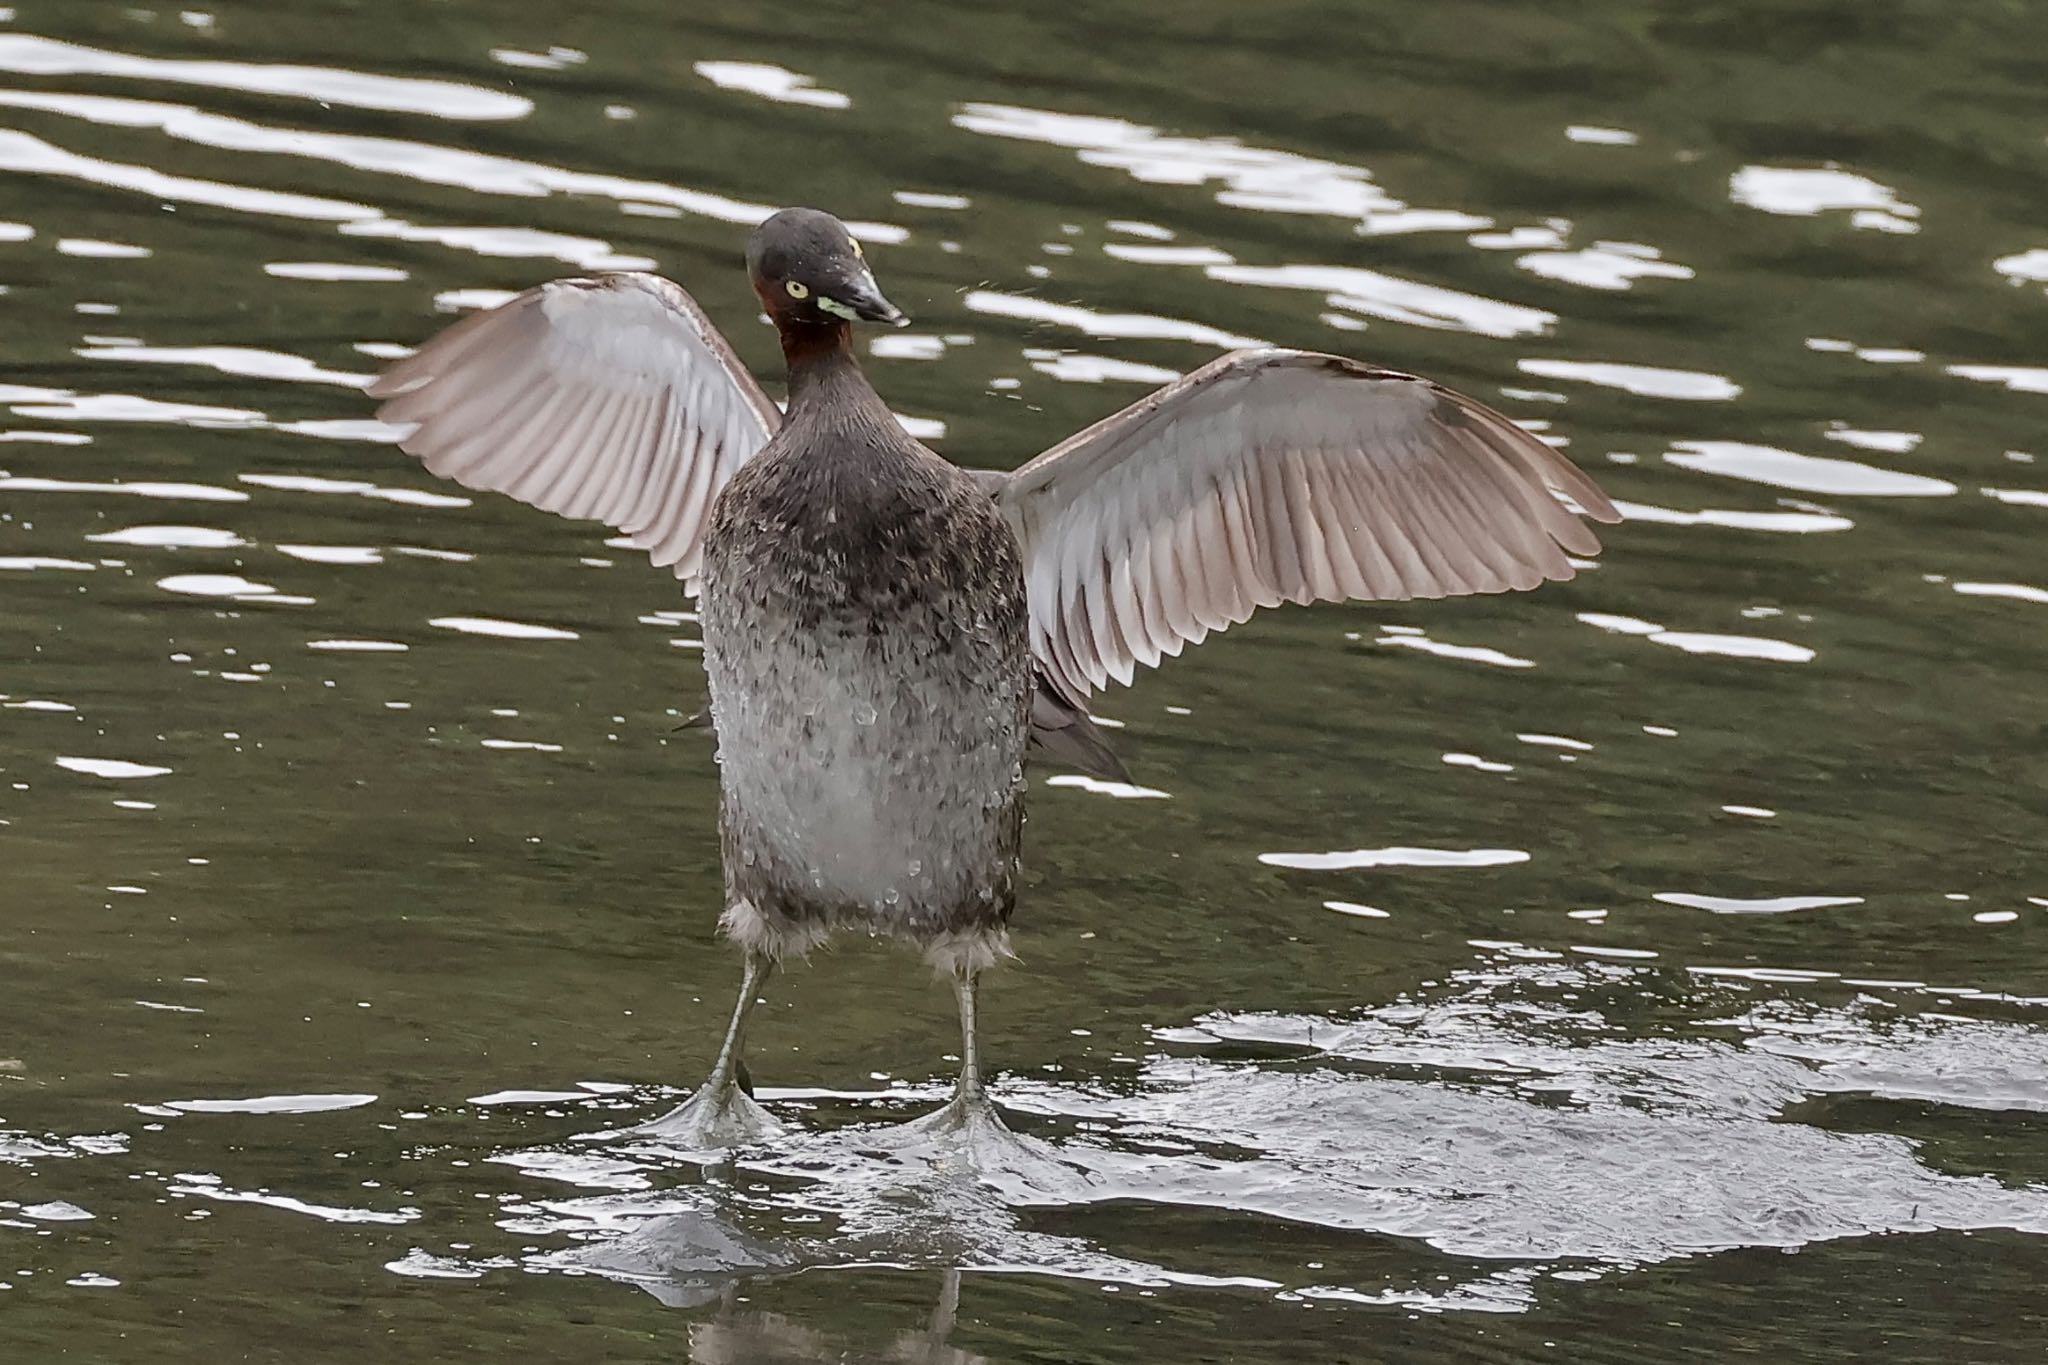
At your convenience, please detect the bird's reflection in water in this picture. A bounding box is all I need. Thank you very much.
[553,1192,989,1363]
[688,1271,982,1365]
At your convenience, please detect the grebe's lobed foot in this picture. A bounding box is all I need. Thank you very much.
[864,1090,1091,1196]
[605,1077,788,1151]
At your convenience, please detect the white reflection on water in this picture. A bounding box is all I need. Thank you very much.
[1518,358,1738,401]
[1375,631,1535,669]
[429,616,580,641]
[0,87,903,240]
[55,237,148,258]
[164,1093,379,1114]
[0,128,372,221]
[0,554,92,570]
[85,525,245,549]
[1654,893,1863,914]
[10,390,266,427]
[342,218,653,272]
[53,756,171,778]
[0,474,248,502]
[266,261,408,282]
[1648,631,1814,663]
[696,60,851,110]
[1823,425,1921,453]
[965,290,1261,349]
[1022,350,1179,385]
[1566,125,1640,146]
[1258,846,1530,871]
[238,473,470,509]
[1207,262,1552,339]
[76,344,369,389]
[1947,363,2048,395]
[953,102,1454,227]
[158,571,283,601]
[1577,612,1814,663]
[1994,248,2048,285]
[1515,241,1694,292]
[1729,165,1921,234]
[1609,499,1852,534]
[1953,581,2048,606]
[1667,440,1955,497]
[169,1173,419,1225]
[0,34,532,119]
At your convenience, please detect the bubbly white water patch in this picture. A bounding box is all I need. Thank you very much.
[540,973,2048,1313]
[168,1176,417,1225]
[1259,847,1530,871]
[21,1200,94,1221]
[307,638,408,652]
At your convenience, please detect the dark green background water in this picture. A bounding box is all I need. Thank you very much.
[4,1,2047,1359]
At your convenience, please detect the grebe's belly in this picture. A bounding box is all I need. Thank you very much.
[705,619,1027,926]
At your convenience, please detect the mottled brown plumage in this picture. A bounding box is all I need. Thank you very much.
[366,205,1620,1154]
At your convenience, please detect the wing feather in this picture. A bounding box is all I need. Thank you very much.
[986,348,1621,700]
[367,272,778,594]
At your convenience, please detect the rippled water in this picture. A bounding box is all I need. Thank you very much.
[4,2,2047,1360]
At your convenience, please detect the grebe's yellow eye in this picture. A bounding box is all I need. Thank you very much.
[849,238,864,260]
[785,280,810,299]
